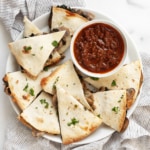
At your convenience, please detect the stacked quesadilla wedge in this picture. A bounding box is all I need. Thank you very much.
[56,85,102,144]
[8,30,66,78]
[92,90,127,132]
[84,60,143,108]
[19,92,60,135]
[3,69,53,110]
[23,16,71,67]
[41,60,92,110]
[50,6,89,36]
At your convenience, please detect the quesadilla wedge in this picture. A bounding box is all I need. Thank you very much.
[23,16,42,38]
[84,60,143,108]
[56,86,102,144]
[3,69,52,110]
[41,60,92,110]
[23,17,69,67]
[93,90,127,132]
[49,6,88,36]
[8,30,66,78]
[19,92,60,135]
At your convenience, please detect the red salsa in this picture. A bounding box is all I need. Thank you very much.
[74,23,125,73]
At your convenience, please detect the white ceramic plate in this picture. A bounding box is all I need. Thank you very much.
[6,7,143,145]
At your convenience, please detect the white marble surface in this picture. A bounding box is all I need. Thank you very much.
[0,0,150,148]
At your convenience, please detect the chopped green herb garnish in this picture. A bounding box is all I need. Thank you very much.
[52,40,58,47]
[67,118,79,126]
[43,66,49,71]
[111,80,117,86]
[53,76,59,89]
[40,99,49,109]
[29,88,35,96]
[23,83,29,92]
[118,94,124,103]
[40,99,45,104]
[23,84,34,96]
[97,114,102,118]
[40,46,43,50]
[112,106,119,114]
[44,102,49,108]
[24,46,32,51]
[90,77,99,80]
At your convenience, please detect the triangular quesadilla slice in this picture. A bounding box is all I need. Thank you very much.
[56,86,102,144]
[3,69,52,110]
[8,30,66,78]
[41,60,92,110]
[50,6,88,35]
[84,60,143,108]
[93,90,127,132]
[23,16,65,67]
[19,92,60,135]
[23,16,42,38]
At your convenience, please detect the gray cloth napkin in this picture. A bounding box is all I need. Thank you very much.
[1,0,150,149]
[0,0,86,40]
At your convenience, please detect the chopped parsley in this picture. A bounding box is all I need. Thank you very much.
[29,88,35,96]
[40,46,43,50]
[112,106,120,114]
[23,83,34,96]
[111,80,117,86]
[52,40,58,47]
[97,114,102,118]
[23,83,29,92]
[118,94,124,103]
[90,77,99,80]
[24,46,32,51]
[53,76,59,89]
[43,66,49,71]
[67,118,79,126]
[40,99,49,108]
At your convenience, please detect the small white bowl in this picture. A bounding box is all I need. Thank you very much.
[70,19,127,78]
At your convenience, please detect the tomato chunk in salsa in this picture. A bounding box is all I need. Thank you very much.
[74,23,125,73]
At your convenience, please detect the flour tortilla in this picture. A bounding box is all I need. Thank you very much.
[4,69,52,110]
[41,60,92,110]
[9,31,66,78]
[23,16,42,38]
[56,86,102,144]
[50,6,88,35]
[20,92,60,134]
[84,60,143,108]
[93,90,127,132]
